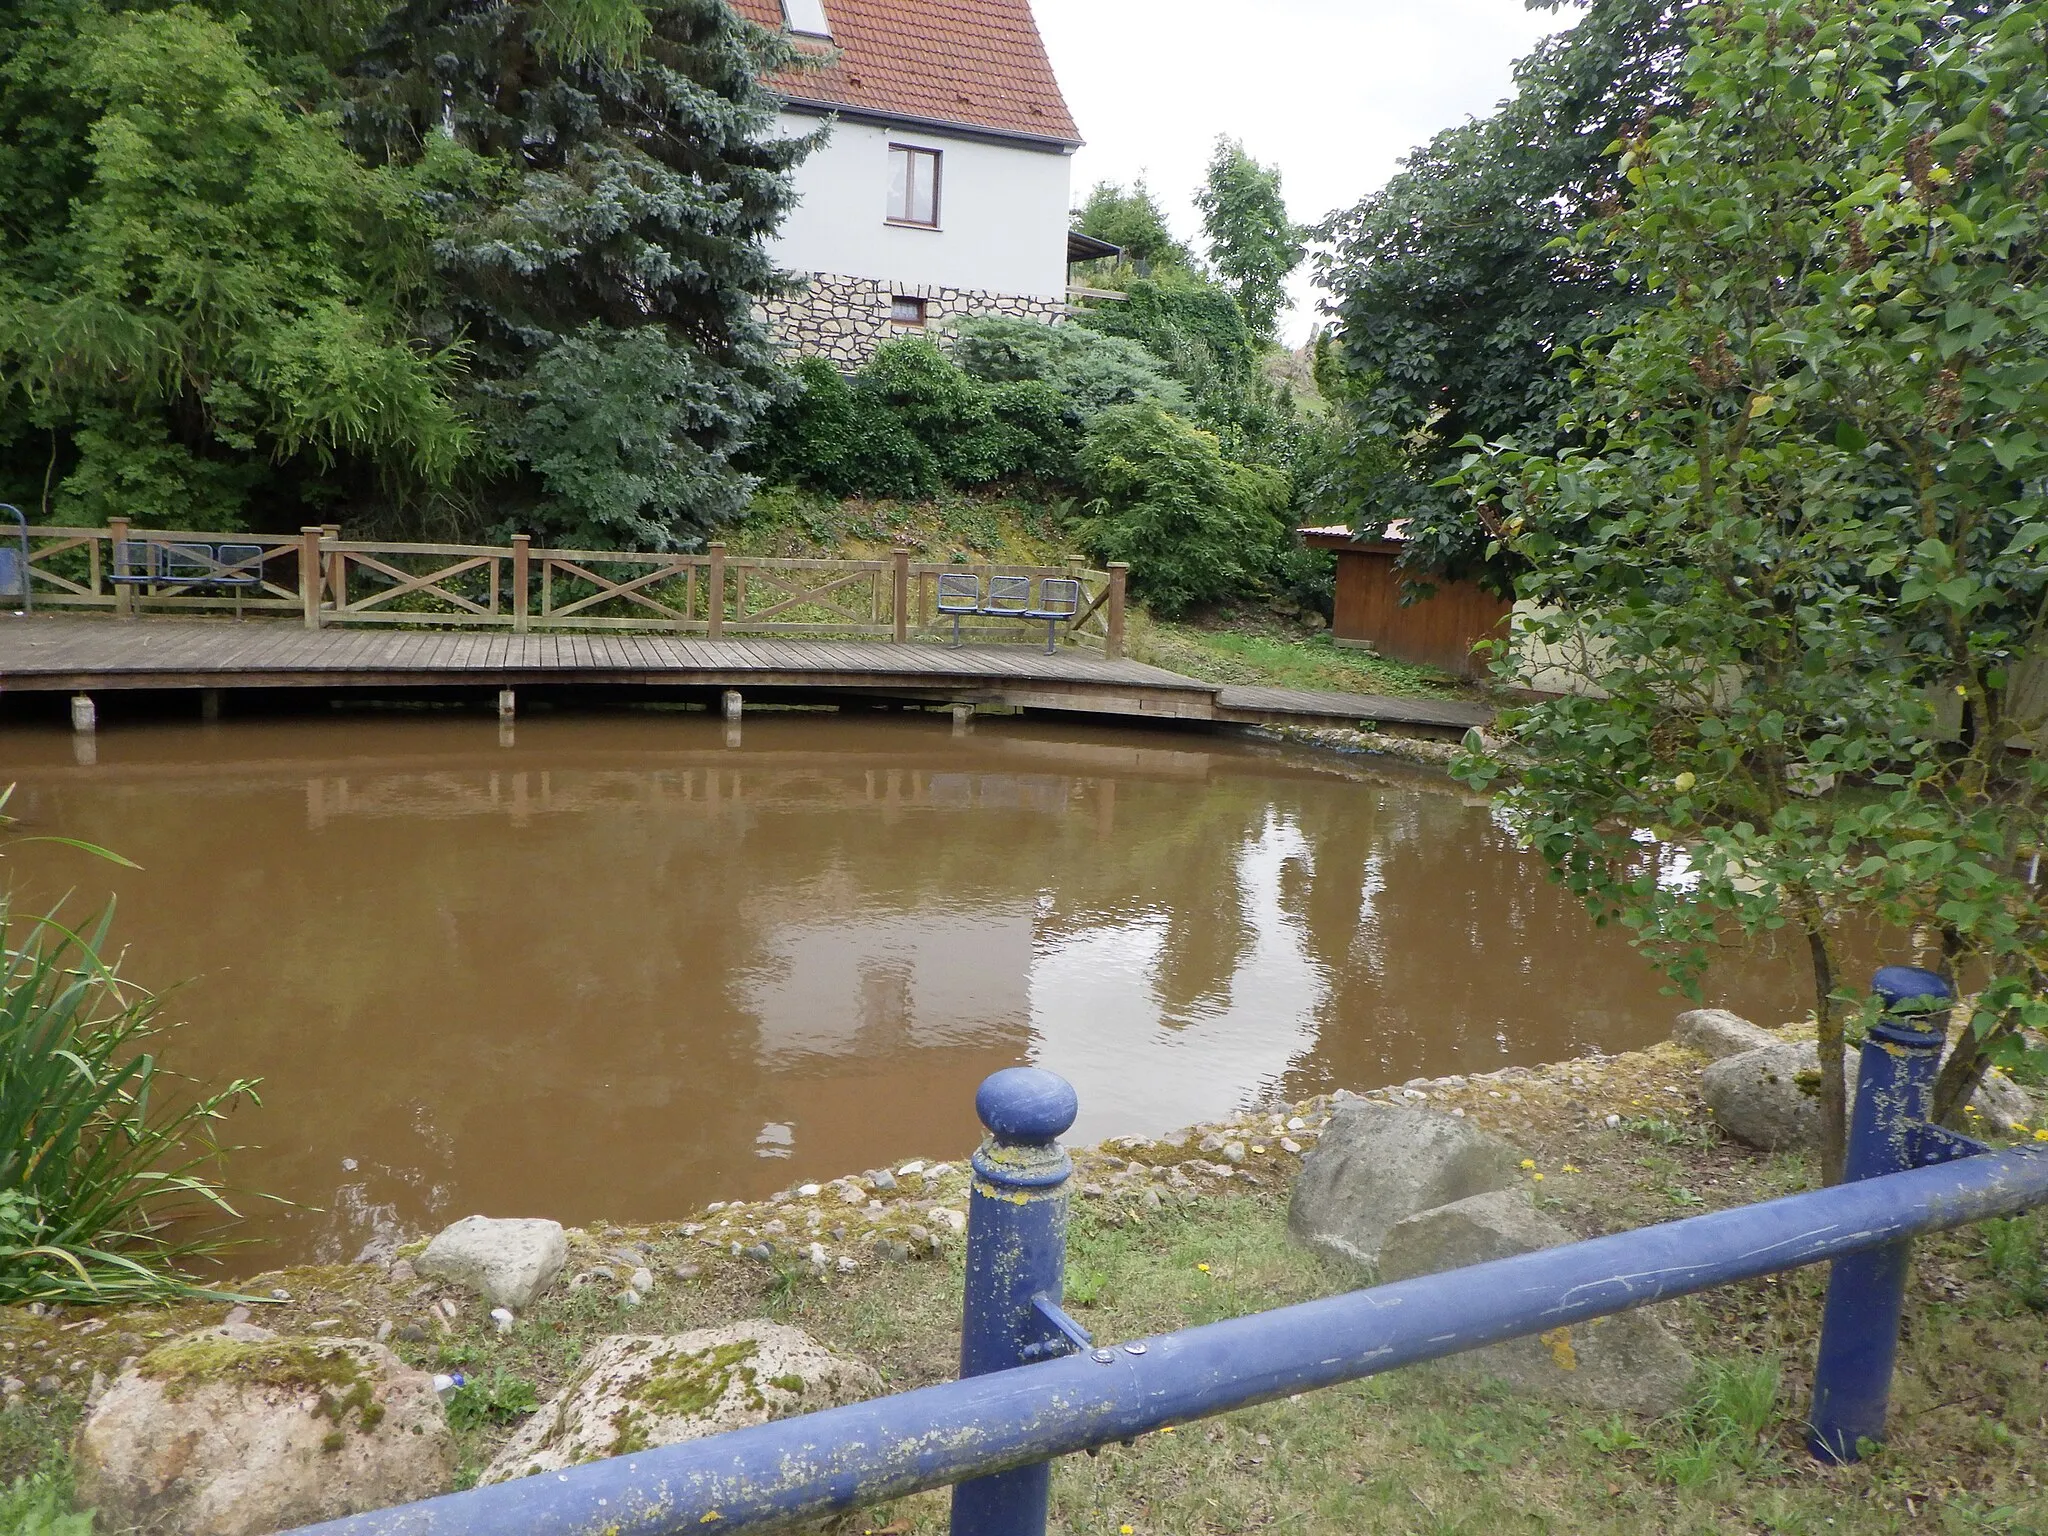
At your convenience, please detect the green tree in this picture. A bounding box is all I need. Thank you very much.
[1071,177,1193,273]
[944,314,1189,418]
[0,3,467,527]
[1193,136,1302,344]
[1318,0,1689,583]
[341,0,816,546]
[1456,0,2048,1177]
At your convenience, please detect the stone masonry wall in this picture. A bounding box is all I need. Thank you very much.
[759,271,1067,369]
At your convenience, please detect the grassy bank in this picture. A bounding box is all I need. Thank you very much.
[731,485,1471,704]
[6,1038,2045,1533]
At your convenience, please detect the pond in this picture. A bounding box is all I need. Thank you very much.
[2,709,1806,1264]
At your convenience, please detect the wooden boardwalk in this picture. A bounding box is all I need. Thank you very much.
[0,617,1495,735]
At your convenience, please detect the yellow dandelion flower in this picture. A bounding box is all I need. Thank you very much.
[1123,1526,1135,1534]
[1159,1425,1175,1435]
[1196,1263,1210,1273]
[1561,1165,1581,1174]
[2035,1129,2048,1142]
[1520,1159,1536,1171]
[1533,1173,1545,1182]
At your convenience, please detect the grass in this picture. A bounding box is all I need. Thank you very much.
[7,1047,2047,1531]
[1129,613,1467,700]
[728,485,1074,566]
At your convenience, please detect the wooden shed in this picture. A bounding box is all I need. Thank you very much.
[1299,525,1511,679]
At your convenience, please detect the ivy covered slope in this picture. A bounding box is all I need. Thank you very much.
[0,0,813,546]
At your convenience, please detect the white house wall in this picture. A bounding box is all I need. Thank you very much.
[769,112,1072,299]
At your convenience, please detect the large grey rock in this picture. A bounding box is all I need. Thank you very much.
[483,1322,881,1484]
[1704,1041,2039,1150]
[1379,1190,1694,1414]
[1288,1102,1523,1269]
[416,1216,567,1310]
[1673,1009,1779,1060]
[74,1323,454,1535]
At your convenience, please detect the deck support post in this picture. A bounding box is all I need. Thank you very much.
[707,542,726,640]
[200,689,221,723]
[950,702,973,735]
[951,1068,1079,1536]
[300,528,324,630]
[498,688,516,721]
[892,547,911,644]
[722,689,743,722]
[70,693,95,733]
[1808,965,1954,1463]
[511,535,531,634]
[1105,563,1128,659]
[108,517,133,620]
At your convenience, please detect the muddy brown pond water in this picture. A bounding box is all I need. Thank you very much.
[2,708,1810,1265]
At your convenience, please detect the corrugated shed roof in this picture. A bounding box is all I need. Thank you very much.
[732,0,1081,145]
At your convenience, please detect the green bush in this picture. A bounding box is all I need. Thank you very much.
[985,379,1081,484]
[744,356,938,500]
[857,337,1010,485]
[943,316,1188,419]
[1,885,261,1305]
[1073,404,1287,617]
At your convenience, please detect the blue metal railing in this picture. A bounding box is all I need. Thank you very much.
[290,968,2048,1536]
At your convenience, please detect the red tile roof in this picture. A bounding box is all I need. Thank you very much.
[732,0,1080,146]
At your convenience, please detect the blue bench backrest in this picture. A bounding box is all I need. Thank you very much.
[935,572,981,613]
[0,547,22,598]
[1033,578,1082,617]
[985,575,1032,613]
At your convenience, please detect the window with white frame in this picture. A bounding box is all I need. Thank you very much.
[780,0,830,37]
[887,145,940,228]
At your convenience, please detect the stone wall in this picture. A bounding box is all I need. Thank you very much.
[760,271,1067,369]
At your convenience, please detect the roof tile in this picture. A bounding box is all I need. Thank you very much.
[733,0,1080,144]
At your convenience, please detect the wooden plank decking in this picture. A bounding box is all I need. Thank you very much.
[0,617,1495,734]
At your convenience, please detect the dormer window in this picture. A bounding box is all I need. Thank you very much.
[781,0,831,38]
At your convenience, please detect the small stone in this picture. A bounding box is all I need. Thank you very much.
[433,1297,459,1322]
[33,1376,61,1398]
[591,1266,617,1283]
[395,1324,429,1344]
[270,1289,292,1301]
[618,1290,642,1307]
[836,1184,867,1206]
[1280,1138,1303,1154]
[1198,1132,1225,1154]
[224,1306,251,1326]
[1142,1188,1162,1210]
[798,1184,822,1198]
[896,1161,925,1177]
[762,1220,788,1237]
[807,1242,828,1267]
[1287,1117,1306,1132]
[678,1224,704,1238]
[670,1263,702,1282]
[306,1319,343,1332]
[1222,1142,1247,1166]
[375,1321,394,1342]
[835,1256,859,1274]
[870,1170,897,1192]
[744,1244,775,1262]
[873,1238,911,1263]
[906,1225,932,1250]
[491,1308,516,1335]
[630,1268,654,1295]
[388,1260,416,1284]
[927,1163,953,1179]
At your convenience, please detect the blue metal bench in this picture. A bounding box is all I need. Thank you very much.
[0,504,26,614]
[935,573,1084,653]
[109,538,268,618]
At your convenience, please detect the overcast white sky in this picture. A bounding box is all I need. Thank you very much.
[1031,0,1572,342]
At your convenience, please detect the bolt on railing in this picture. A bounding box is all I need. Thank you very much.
[289,968,2048,1536]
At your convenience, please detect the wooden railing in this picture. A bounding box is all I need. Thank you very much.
[10,521,1128,657]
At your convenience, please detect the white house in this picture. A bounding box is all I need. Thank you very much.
[733,0,1085,365]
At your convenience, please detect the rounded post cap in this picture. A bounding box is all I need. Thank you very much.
[1872,965,1952,1012]
[975,1067,1078,1144]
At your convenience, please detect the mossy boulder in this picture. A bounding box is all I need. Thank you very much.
[73,1322,454,1535]
[482,1322,882,1485]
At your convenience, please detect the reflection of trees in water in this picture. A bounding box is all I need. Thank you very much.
[4,731,1821,1261]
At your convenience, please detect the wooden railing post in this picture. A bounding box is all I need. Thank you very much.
[1106,563,1128,659]
[511,535,531,634]
[301,527,324,630]
[707,542,726,640]
[108,517,132,620]
[892,547,910,644]
[323,524,344,617]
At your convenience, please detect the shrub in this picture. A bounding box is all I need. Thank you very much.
[1,885,261,1304]
[1073,404,1287,617]
[943,316,1188,419]
[856,337,1010,485]
[985,379,1082,484]
[744,356,937,500]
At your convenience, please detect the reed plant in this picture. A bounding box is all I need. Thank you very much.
[1,792,261,1304]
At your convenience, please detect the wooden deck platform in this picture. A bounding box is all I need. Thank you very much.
[0,617,1495,735]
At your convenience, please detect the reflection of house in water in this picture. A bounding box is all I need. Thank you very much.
[737,901,1036,1063]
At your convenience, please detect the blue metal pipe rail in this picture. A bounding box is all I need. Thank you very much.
[290,969,2048,1536]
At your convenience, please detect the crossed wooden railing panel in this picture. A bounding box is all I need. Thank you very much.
[10,524,1129,657]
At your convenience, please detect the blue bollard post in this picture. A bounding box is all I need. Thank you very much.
[1807,964,1953,1463]
[951,1067,1079,1536]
